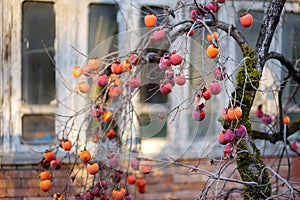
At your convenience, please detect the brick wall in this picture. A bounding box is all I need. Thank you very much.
[0,156,299,200]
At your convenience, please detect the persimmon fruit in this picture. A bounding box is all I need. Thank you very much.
[207,31,219,43]
[102,111,113,123]
[87,163,99,175]
[283,115,290,125]
[79,150,91,163]
[206,44,219,59]
[144,14,157,27]
[44,150,55,162]
[40,179,51,192]
[39,170,52,180]
[240,13,253,27]
[61,140,72,151]
[126,175,136,185]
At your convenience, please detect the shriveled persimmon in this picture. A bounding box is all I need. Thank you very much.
[87,57,100,70]
[52,192,64,200]
[139,160,152,174]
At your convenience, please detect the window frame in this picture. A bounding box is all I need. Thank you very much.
[0,0,298,161]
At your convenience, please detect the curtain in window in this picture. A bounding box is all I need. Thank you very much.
[88,4,118,55]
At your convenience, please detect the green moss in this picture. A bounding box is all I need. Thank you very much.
[237,141,271,199]
[223,46,272,199]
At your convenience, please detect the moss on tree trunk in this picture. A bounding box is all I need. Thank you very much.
[230,48,272,199]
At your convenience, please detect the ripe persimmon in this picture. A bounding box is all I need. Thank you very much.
[240,13,253,27]
[39,170,52,180]
[126,175,136,185]
[40,179,51,192]
[206,44,219,59]
[102,111,113,123]
[87,163,99,175]
[105,129,116,140]
[136,178,146,188]
[137,185,146,194]
[111,62,123,75]
[206,31,219,43]
[227,106,242,121]
[112,188,125,200]
[44,150,55,162]
[79,150,91,163]
[283,115,290,125]
[61,140,72,151]
[144,14,157,27]
[72,66,82,78]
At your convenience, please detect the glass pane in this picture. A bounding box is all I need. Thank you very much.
[88,4,118,53]
[139,113,167,138]
[22,114,55,144]
[139,54,168,103]
[236,11,264,59]
[22,2,55,105]
[282,13,300,105]
[139,6,169,104]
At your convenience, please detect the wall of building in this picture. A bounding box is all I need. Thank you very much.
[0,156,299,200]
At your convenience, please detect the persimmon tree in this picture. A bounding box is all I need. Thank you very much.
[39,0,300,199]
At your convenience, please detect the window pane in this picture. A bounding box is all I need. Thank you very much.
[22,2,55,105]
[140,6,169,103]
[88,4,118,53]
[139,113,167,138]
[236,11,264,59]
[22,114,55,144]
[282,13,300,106]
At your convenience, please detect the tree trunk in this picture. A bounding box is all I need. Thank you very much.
[232,1,285,198]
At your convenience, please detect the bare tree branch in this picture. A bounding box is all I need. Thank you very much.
[265,51,300,84]
[252,119,300,143]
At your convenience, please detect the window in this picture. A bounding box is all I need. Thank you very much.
[136,6,170,141]
[88,3,118,54]
[139,6,169,104]
[282,12,300,107]
[21,1,56,144]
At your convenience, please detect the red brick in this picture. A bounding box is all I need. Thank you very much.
[0,189,7,198]
[6,188,50,197]
[21,178,40,188]
[0,179,21,188]
[0,171,7,178]
[6,170,38,178]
